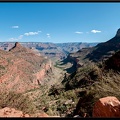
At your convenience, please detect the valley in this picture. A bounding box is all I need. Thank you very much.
[1,2,120,118]
[0,29,120,117]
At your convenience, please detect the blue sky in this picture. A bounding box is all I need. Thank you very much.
[0,2,120,43]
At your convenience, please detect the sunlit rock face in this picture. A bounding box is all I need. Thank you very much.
[0,107,50,117]
[92,96,120,117]
[0,42,53,93]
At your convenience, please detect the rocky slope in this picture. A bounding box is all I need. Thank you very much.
[0,42,52,93]
[62,48,120,117]
[56,29,120,117]
[61,28,120,73]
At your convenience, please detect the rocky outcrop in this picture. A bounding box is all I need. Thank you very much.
[86,28,120,62]
[93,96,120,117]
[0,42,53,93]
[33,60,52,85]
[0,107,29,117]
[0,107,49,117]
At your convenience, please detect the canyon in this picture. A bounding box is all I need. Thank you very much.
[0,29,120,117]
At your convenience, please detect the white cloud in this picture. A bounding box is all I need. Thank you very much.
[75,31,83,34]
[9,38,18,42]
[46,33,51,38]
[8,30,41,41]
[12,26,19,28]
[91,30,101,33]
[24,31,41,36]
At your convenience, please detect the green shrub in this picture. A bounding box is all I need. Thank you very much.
[0,91,37,114]
[73,70,120,117]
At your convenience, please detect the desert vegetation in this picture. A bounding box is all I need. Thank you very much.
[0,91,37,114]
[0,29,120,117]
[34,56,120,117]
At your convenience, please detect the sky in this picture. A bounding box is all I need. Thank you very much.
[0,2,120,43]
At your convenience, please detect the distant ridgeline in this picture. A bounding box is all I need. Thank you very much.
[0,42,98,60]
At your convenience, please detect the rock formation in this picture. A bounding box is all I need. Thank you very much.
[0,107,29,117]
[0,42,52,93]
[0,107,49,117]
[92,96,120,117]
[86,28,120,62]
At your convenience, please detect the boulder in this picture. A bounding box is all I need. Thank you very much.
[93,96,120,117]
[0,107,50,117]
[0,107,29,117]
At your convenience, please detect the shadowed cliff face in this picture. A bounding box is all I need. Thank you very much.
[85,29,120,62]
[105,50,120,71]
[0,42,52,93]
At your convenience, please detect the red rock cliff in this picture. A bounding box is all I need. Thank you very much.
[0,42,53,93]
